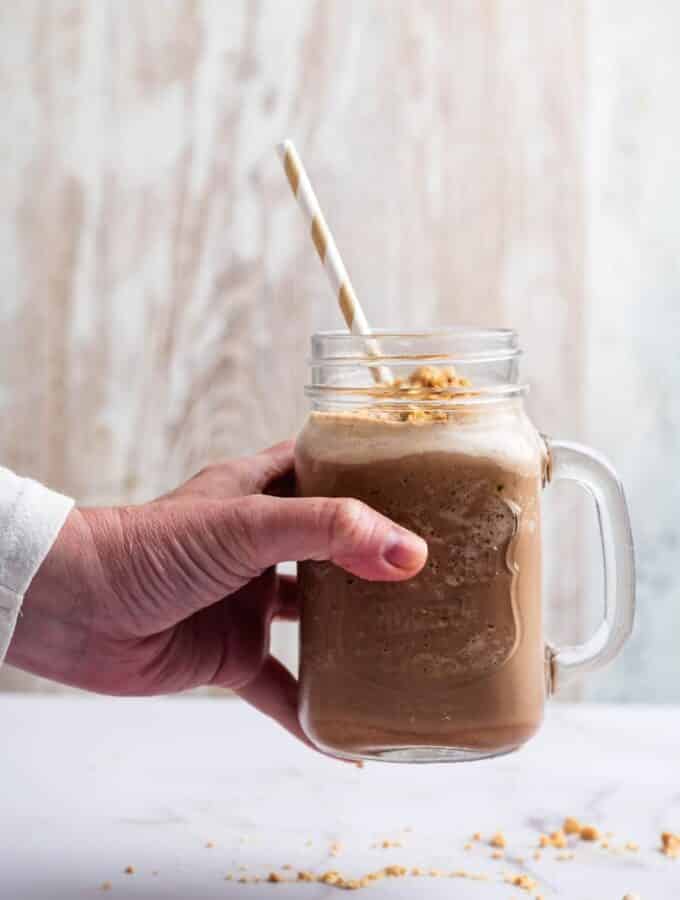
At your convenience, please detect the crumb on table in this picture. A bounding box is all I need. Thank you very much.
[506,873,538,892]
[563,816,581,835]
[384,865,408,877]
[661,831,680,858]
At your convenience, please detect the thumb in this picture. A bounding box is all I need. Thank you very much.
[221,495,428,581]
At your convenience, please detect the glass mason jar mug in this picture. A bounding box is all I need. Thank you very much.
[295,329,635,763]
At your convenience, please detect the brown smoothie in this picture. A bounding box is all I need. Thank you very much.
[296,403,549,761]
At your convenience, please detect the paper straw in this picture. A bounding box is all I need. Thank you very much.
[277,140,392,384]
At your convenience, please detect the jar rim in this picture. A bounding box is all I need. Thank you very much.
[310,327,521,365]
[312,327,517,338]
[307,327,525,405]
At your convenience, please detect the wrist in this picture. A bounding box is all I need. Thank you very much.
[5,508,99,683]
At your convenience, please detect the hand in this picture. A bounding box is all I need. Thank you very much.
[7,441,427,748]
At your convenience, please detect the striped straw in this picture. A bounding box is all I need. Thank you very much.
[277,140,392,384]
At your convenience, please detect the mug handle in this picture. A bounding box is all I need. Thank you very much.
[543,439,636,692]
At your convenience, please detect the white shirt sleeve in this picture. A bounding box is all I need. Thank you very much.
[0,467,74,665]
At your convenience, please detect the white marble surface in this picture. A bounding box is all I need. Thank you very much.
[1,697,678,899]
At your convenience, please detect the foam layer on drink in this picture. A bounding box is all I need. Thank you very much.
[298,404,545,474]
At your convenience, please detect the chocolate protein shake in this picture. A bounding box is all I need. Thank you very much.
[296,379,549,761]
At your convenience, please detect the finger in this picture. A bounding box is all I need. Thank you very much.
[228,440,295,496]
[234,655,313,749]
[243,440,296,494]
[264,466,296,499]
[235,656,356,764]
[274,574,300,621]
[176,441,295,500]
[222,495,428,582]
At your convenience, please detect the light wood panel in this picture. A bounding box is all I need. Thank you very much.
[0,0,588,692]
[582,1,680,702]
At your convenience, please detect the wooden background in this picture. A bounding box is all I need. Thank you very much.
[0,1,677,700]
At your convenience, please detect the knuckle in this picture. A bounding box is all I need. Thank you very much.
[196,462,222,479]
[189,462,235,491]
[326,498,378,553]
[244,458,286,494]
[225,496,265,573]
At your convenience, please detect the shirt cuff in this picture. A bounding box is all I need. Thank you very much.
[0,467,74,664]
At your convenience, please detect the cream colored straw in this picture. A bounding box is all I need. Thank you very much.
[277,140,392,384]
